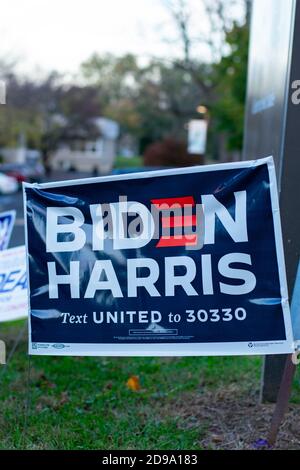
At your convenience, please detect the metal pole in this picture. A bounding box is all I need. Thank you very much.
[243,0,300,402]
[267,355,296,446]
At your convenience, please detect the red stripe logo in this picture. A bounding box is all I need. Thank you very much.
[151,196,198,248]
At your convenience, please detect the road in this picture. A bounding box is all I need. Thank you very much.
[0,171,92,248]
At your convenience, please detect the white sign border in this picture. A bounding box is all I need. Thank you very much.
[23,156,295,356]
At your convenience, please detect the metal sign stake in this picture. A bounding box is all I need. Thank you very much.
[267,355,296,446]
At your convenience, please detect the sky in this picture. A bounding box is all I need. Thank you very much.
[0,0,182,76]
[1,0,245,78]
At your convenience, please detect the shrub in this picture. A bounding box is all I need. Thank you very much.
[143,138,203,167]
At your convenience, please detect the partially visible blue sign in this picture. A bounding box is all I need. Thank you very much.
[291,261,300,342]
[0,245,28,322]
[24,157,294,357]
[0,210,16,251]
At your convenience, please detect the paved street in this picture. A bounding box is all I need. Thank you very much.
[0,170,93,248]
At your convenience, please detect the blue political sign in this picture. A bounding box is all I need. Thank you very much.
[0,210,16,251]
[23,157,294,356]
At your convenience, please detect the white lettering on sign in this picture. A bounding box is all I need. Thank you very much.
[46,207,86,252]
[46,191,247,252]
[202,191,248,244]
[47,254,255,299]
[45,191,255,299]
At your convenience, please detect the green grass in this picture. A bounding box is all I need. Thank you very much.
[114,155,143,169]
[0,321,266,450]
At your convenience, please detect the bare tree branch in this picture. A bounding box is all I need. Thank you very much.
[161,0,248,98]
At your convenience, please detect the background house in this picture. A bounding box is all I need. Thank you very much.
[50,117,120,174]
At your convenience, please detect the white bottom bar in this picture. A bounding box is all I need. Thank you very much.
[29,340,294,356]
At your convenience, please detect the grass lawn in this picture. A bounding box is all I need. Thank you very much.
[114,155,143,169]
[1,320,300,450]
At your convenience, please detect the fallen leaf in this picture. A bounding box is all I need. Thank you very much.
[59,391,69,406]
[126,375,141,391]
[211,434,223,443]
[105,381,113,390]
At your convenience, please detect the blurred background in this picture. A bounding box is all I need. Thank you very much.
[0,0,250,244]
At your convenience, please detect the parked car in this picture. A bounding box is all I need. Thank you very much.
[0,172,18,194]
[0,161,45,185]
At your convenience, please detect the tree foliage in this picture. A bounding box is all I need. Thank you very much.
[81,54,203,151]
[0,0,250,157]
[212,22,249,150]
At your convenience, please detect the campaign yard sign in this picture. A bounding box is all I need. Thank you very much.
[0,210,16,251]
[0,245,28,322]
[23,157,294,356]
